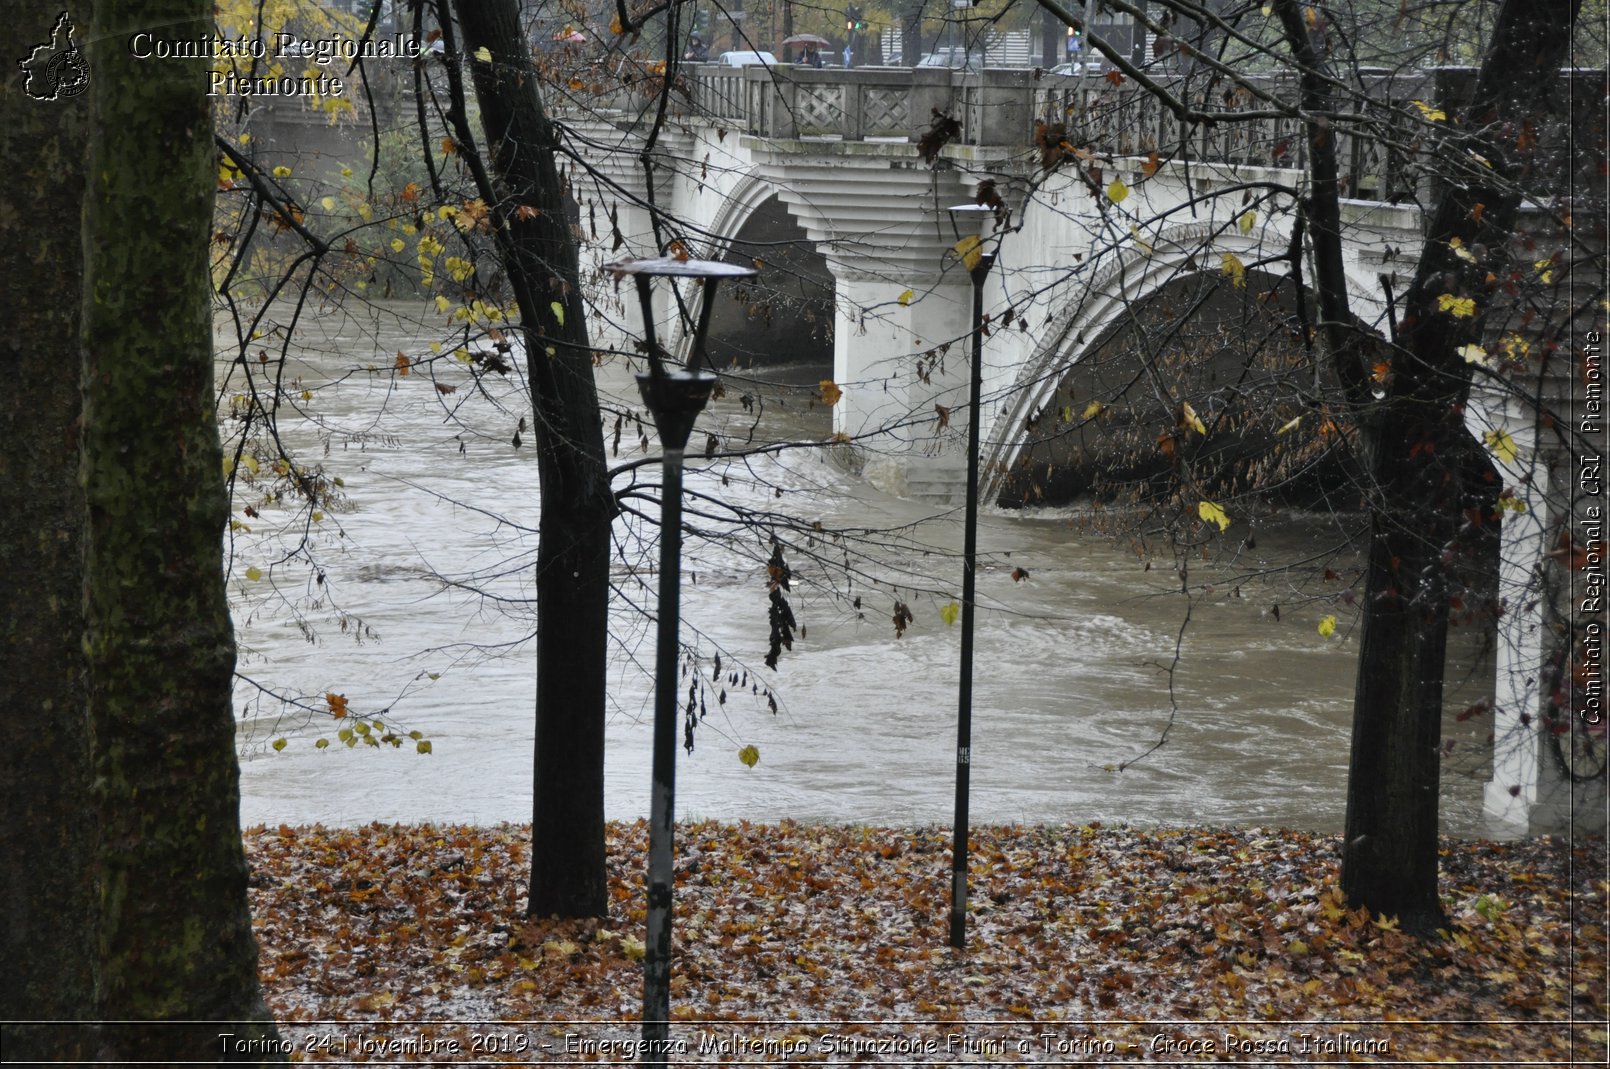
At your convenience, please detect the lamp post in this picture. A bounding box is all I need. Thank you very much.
[944,204,997,950]
[607,256,757,1063]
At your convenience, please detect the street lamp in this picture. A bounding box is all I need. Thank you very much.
[943,203,997,950]
[607,255,757,1063]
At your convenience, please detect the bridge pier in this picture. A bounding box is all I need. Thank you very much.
[746,140,991,499]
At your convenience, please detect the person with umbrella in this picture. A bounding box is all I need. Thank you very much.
[783,32,829,67]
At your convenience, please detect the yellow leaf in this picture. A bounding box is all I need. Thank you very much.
[1198,500,1230,532]
[621,934,646,960]
[1082,400,1106,419]
[1459,343,1491,366]
[818,379,842,406]
[1318,614,1337,638]
[272,165,292,178]
[1106,178,1129,203]
[543,939,581,958]
[315,738,329,749]
[435,295,450,314]
[738,745,760,768]
[939,601,960,627]
[320,196,336,211]
[952,234,982,271]
[1182,400,1206,435]
[1221,251,1247,288]
[1129,223,1153,255]
[1484,428,1517,465]
[1437,293,1476,318]
[357,202,372,222]
[1288,938,1309,955]
[897,288,914,307]
[416,740,432,754]
[473,46,493,63]
[1449,236,1476,263]
[549,300,565,326]
[1238,210,1256,235]
[272,737,287,752]
[244,565,263,582]
[241,454,260,474]
[390,238,405,253]
[1534,258,1555,284]
[1277,415,1302,435]
[1411,99,1447,122]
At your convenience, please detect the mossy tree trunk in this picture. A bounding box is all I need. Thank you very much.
[80,1,281,1058]
[449,0,616,918]
[0,2,97,1060]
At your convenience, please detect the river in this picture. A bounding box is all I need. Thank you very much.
[226,301,1500,835]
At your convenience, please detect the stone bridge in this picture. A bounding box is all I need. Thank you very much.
[559,64,1602,834]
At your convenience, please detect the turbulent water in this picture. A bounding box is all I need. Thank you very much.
[227,302,1501,835]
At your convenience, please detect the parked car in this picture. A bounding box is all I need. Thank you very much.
[1049,58,1110,76]
[715,50,778,67]
[915,47,984,72]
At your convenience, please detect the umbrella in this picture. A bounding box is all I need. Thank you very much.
[782,33,830,46]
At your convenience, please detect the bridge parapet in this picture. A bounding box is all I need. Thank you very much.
[676,64,1471,202]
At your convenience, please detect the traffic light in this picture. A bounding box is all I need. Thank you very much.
[846,4,865,32]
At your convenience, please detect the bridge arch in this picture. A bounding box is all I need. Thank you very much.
[985,220,1364,506]
[689,168,835,373]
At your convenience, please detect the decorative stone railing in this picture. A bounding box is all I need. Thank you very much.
[674,64,1607,207]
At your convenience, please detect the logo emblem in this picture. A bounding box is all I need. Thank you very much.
[18,11,89,101]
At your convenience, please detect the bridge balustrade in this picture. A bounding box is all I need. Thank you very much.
[674,64,1473,206]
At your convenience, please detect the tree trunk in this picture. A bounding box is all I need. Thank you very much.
[1340,0,1581,932]
[80,1,281,1058]
[0,2,97,1060]
[451,0,616,919]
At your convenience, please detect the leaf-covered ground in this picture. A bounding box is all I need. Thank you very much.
[246,822,1607,1064]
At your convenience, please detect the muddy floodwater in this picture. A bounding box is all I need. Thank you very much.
[227,303,1501,835]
